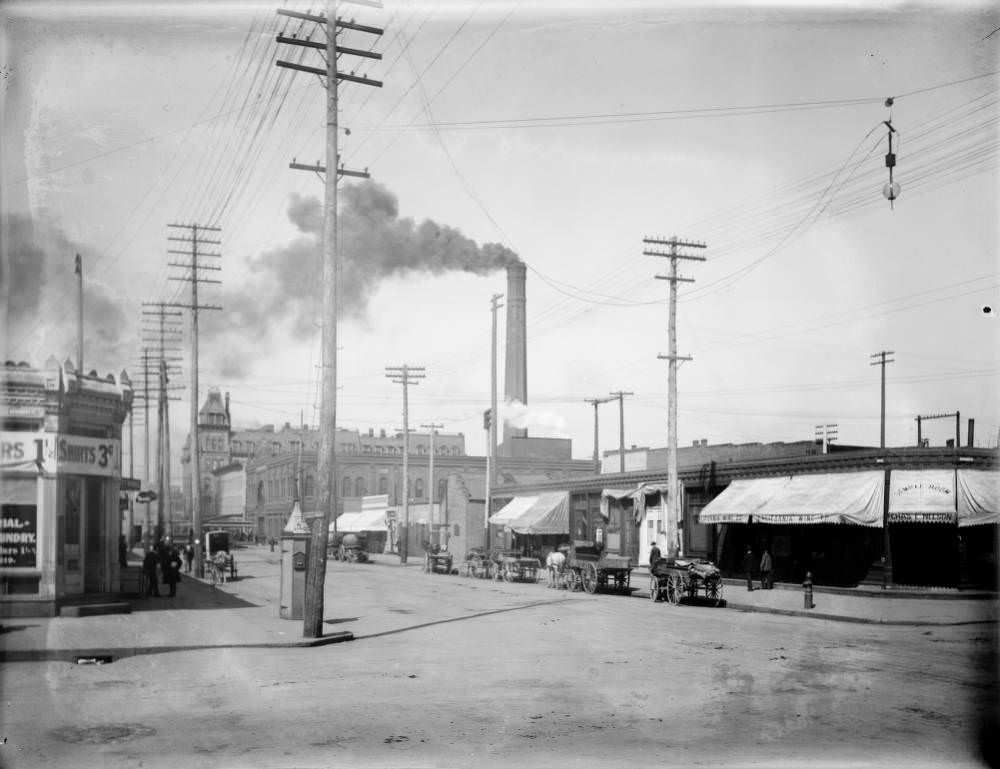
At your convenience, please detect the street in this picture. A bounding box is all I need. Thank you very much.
[3,548,996,769]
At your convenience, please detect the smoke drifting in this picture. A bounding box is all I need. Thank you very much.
[212,181,519,349]
[502,399,566,432]
[3,213,130,369]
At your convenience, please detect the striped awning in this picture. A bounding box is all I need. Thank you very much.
[488,495,539,525]
[508,492,570,535]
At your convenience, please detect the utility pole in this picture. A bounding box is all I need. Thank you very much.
[585,396,614,473]
[139,305,184,544]
[488,293,503,535]
[646,235,706,557]
[421,422,443,534]
[75,253,84,374]
[814,424,838,454]
[166,223,222,575]
[609,391,634,473]
[276,0,383,640]
[870,350,895,449]
[386,365,425,563]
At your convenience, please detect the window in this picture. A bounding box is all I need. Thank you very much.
[415,478,424,499]
[356,477,366,496]
[257,481,264,504]
[342,476,352,497]
[378,476,388,495]
[305,474,315,498]
[437,479,447,502]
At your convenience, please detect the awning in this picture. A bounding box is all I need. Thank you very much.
[752,471,884,527]
[957,470,998,527]
[698,476,791,525]
[509,492,570,535]
[888,469,956,524]
[600,488,637,518]
[488,495,539,525]
[332,512,363,532]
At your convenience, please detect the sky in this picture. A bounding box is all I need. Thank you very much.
[2,0,998,485]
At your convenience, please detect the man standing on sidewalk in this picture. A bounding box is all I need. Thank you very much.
[743,546,755,591]
[142,546,160,597]
[760,547,773,590]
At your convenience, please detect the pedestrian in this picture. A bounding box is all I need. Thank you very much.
[161,545,183,597]
[760,547,773,590]
[648,542,662,567]
[142,547,160,597]
[118,535,129,569]
[183,543,194,573]
[742,546,755,591]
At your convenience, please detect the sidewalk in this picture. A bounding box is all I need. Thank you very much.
[2,550,996,664]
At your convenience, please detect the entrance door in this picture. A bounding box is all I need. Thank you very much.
[84,477,105,592]
[62,477,83,594]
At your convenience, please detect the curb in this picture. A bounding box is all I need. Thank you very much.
[0,630,354,664]
[725,602,999,627]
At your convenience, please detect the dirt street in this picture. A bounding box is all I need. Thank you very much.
[3,549,995,769]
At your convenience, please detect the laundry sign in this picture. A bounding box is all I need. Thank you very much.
[888,469,956,523]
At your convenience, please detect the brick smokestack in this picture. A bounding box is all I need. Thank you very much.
[504,260,527,445]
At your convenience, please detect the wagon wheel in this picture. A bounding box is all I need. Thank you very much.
[707,579,723,607]
[582,562,599,594]
[649,575,661,602]
[666,574,683,605]
[489,562,500,581]
[502,563,514,582]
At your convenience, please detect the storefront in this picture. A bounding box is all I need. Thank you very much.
[1,363,131,617]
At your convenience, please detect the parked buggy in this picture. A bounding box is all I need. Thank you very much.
[649,556,724,606]
[424,545,454,574]
[460,547,491,579]
[488,549,542,583]
[563,540,633,594]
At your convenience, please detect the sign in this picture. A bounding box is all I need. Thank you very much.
[0,405,46,419]
[888,469,956,524]
[1,432,120,477]
[1,504,37,567]
[121,477,142,492]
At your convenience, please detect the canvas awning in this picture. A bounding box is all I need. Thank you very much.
[697,476,791,524]
[751,471,884,526]
[957,469,998,528]
[332,512,363,532]
[509,492,570,535]
[600,488,637,518]
[888,469,956,524]
[488,495,539,525]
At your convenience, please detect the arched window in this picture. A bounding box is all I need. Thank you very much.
[356,477,367,496]
[342,476,352,498]
[378,476,388,495]
[257,481,265,504]
[415,478,425,499]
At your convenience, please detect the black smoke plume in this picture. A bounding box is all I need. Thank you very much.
[211,181,519,346]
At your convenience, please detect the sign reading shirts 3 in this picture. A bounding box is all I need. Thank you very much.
[888,469,956,524]
[0,432,120,477]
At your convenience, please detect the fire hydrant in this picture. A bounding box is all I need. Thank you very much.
[803,571,815,609]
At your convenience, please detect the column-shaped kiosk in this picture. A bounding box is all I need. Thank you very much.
[279,499,311,620]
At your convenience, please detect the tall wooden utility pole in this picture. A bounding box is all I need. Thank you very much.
[488,293,503,536]
[75,254,84,374]
[386,365,425,563]
[646,236,706,557]
[276,0,383,640]
[140,305,184,543]
[421,422,444,527]
[609,390,634,473]
[585,396,614,473]
[166,223,222,574]
[870,350,895,448]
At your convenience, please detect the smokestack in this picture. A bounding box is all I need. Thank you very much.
[504,260,528,445]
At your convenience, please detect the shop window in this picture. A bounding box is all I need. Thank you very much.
[2,484,37,568]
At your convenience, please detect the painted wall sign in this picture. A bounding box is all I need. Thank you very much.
[1,504,37,567]
[0,432,120,477]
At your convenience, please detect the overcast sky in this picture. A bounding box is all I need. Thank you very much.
[3,0,998,482]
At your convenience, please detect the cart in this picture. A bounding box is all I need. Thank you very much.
[460,547,491,579]
[424,551,454,575]
[488,550,541,583]
[649,557,723,606]
[565,541,633,594]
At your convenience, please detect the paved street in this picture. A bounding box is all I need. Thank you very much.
[3,547,996,769]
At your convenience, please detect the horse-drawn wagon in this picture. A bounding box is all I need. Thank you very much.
[649,556,724,606]
[562,540,633,594]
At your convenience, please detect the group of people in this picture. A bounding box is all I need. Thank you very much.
[743,546,773,591]
[141,540,188,597]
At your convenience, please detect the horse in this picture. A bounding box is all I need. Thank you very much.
[545,549,567,588]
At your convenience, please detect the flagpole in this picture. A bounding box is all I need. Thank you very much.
[75,253,83,374]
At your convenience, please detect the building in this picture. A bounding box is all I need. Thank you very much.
[179,387,231,520]
[1,359,132,617]
[493,440,998,589]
